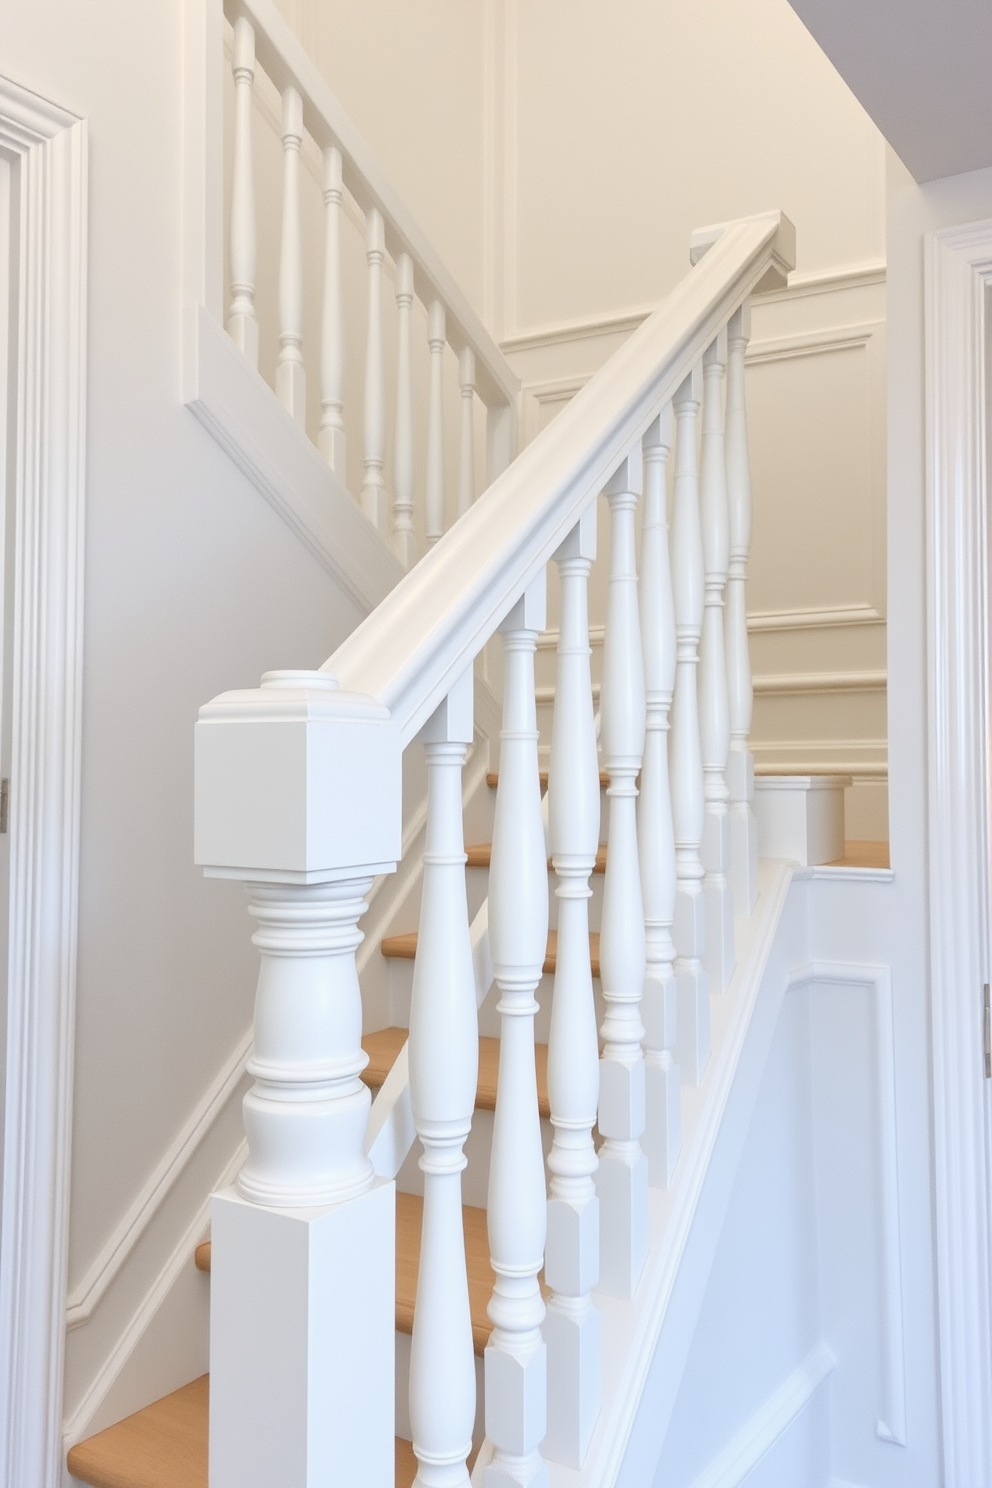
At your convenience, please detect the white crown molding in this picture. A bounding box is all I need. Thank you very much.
[65,1029,252,1329]
[0,74,87,1488]
[499,263,887,358]
[924,214,992,1486]
[688,1340,835,1488]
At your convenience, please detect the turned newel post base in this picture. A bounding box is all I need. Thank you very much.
[195,668,402,1488]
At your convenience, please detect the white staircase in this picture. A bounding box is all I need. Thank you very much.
[66,3,809,1485]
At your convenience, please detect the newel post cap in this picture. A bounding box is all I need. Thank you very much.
[194,670,402,883]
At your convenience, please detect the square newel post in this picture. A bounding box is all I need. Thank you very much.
[195,669,402,1488]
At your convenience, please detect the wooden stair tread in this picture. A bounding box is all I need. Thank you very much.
[466,842,606,874]
[66,1375,209,1488]
[67,1372,420,1488]
[486,770,609,789]
[361,1028,549,1118]
[382,928,600,979]
[825,839,890,869]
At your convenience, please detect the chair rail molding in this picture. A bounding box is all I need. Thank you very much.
[925,213,992,1487]
[0,73,88,1488]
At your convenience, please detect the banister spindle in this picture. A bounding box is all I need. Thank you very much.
[277,85,306,427]
[408,670,478,1488]
[725,303,759,914]
[699,332,735,991]
[638,409,681,1187]
[227,16,258,369]
[545,508,601,1467]
[670,369,710,1085]
[486,576,549,1488]
[318,145,345,474]
[457,347,476,520]
[597,455,649,1299]
[363,207,387,528]
[393,254,416,567]
[425,301,446,546]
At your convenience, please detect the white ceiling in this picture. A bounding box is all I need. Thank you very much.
[786,0,992,183]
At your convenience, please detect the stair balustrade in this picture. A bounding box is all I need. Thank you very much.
[218,0,518,565]
[195,208,794,1488]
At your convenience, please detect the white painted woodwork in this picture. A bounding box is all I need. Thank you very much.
[276,84,305,427]
[426,300,446,547]
[363,206,387,528]
[638,409,681,1187]
[393,253,416,567]
[597,456,649,1300]
[409,670,478,1488]
[318,145,345,474]
[486,577,549,1488]
[328,214,797,746]
[724,302,758,913]
[753,775,851,866]
[545,507,601,1467]
[670,367,710,1086]
[458,346,477,519]
[699,331,735,992]
[227,16,258,369]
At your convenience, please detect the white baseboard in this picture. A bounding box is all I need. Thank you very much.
[689,1342,835,1488]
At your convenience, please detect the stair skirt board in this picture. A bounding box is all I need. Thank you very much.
[685,1342,835,1488]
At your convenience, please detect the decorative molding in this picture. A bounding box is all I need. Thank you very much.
[0,75,88,1488]
[788,962,906,1446]
[62,1139,247,1448]
[747,603,885,633]
[499,263,886,357]
[752,669,886,697]
[688,1340,835,1488]
[66,1030,252,1328]
[745,321,882,367]
[924,213,992,1486]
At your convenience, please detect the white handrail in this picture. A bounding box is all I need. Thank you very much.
[224,0,519,414]
[324,212,794,746]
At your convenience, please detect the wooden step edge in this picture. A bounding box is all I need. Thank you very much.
[824,838,890,869]
[486,770,609,789]
[466,842,607,874]
[361,1029,550,1119]
[382,928,600,979]
[66,1372,419,1488]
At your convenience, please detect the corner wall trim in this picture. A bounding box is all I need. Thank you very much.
[0,73,88,1488]
[688,1340,835,1488]
[924,214,992,1486]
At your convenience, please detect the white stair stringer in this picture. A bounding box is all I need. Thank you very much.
[466,858,797,1488]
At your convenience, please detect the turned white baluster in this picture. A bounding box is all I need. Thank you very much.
[699,332,735,991]
[393,254,416,567]
[319,145,345,474]
[670,368,710,1086]
[227,16,258,369]
[638,410,681,1188]
[409,670,478,1488]
[545,508,601,1468]
[363,207,387,528]
[457,347,476,520]
[597,456,649,1299]
[277,86,306,427]
[725,303,759,913]
[486,576,549,1488]
[425,301,446,546]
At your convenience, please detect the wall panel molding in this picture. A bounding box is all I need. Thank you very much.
[924,213,992,1486]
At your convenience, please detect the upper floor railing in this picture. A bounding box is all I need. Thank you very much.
[217,0,520,566]
[194,206,794,1485]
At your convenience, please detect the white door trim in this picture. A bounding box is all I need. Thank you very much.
[925,215,992,1487]
[0,74,87,1488]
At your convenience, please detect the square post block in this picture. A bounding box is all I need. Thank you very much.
[753,774,852,866]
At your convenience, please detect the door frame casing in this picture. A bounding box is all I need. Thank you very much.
[925,215,992,1487]
[0,74,87,1488]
